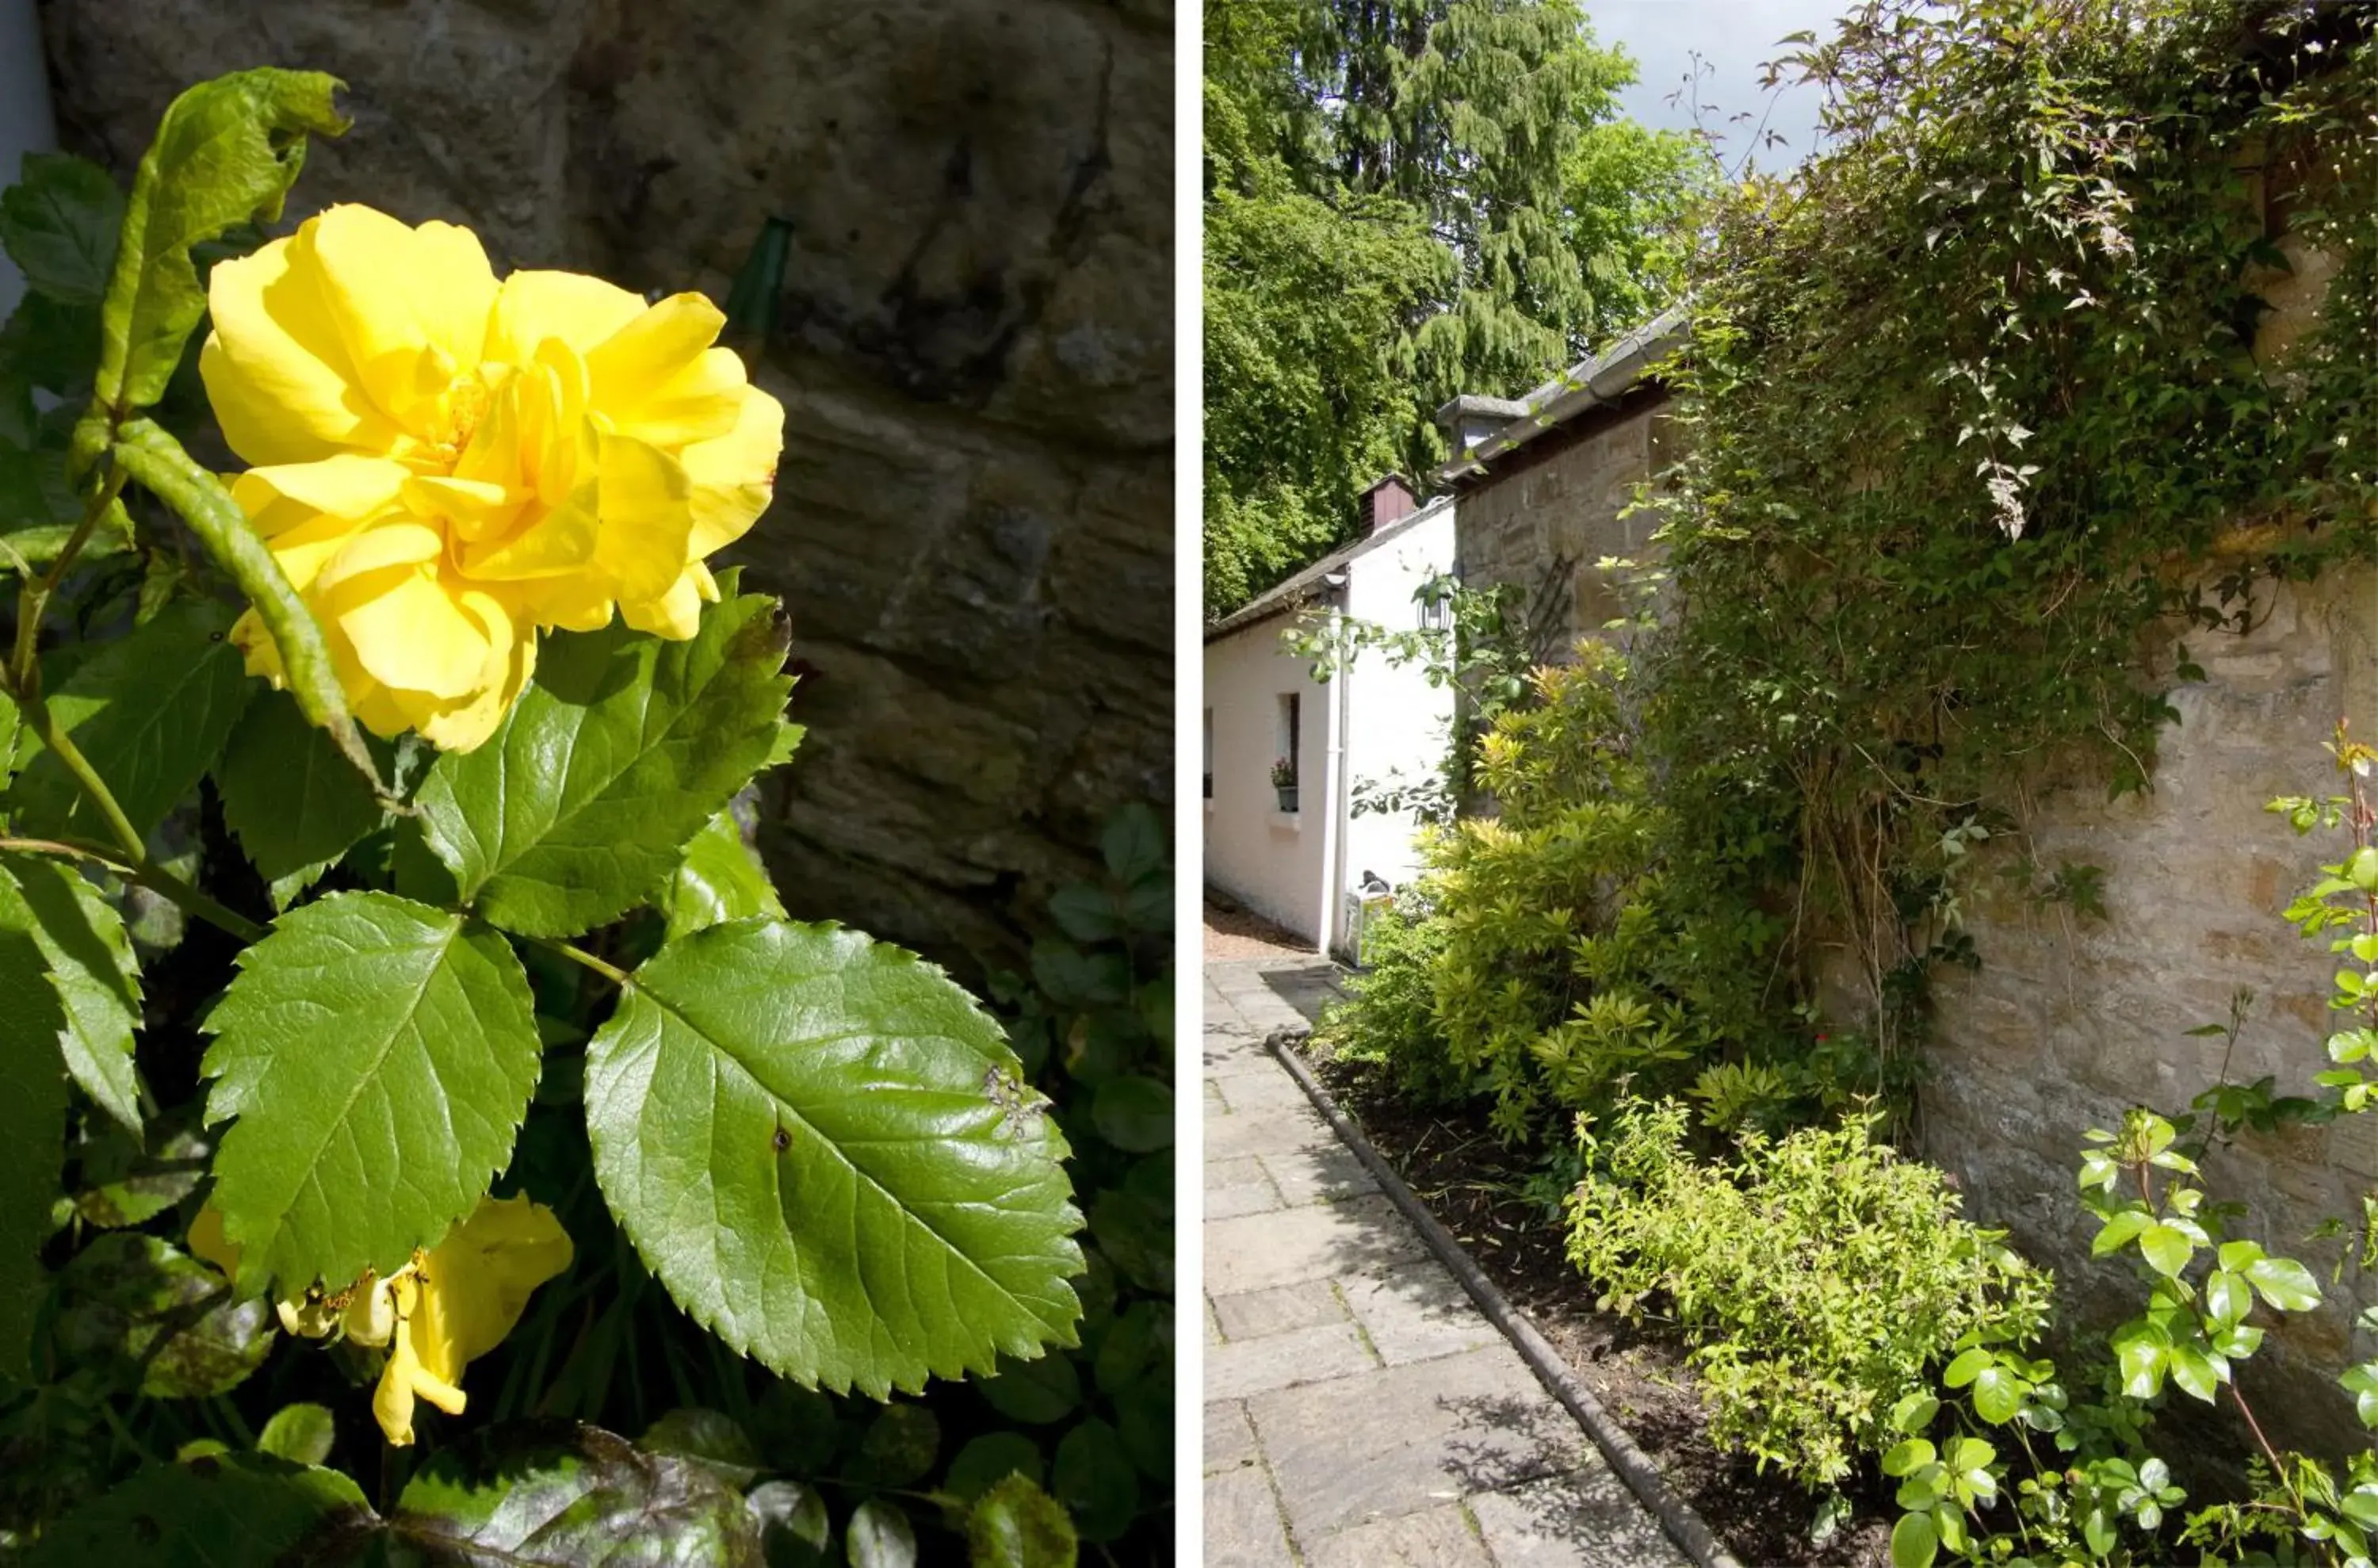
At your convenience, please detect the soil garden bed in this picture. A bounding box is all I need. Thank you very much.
[1298,1040,1898,1568]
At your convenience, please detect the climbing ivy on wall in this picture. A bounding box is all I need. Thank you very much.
[1641,0,2378,1057]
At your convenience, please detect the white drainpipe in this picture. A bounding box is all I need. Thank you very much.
[1315,590,1351,957]
[0,0,59,316]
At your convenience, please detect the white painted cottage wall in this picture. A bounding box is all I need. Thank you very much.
[1204,616,1330,943]
[1203,502,1455,950]
[1340,506,1455,904]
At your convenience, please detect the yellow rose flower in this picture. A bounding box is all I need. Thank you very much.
[201,204,784,751]
[187,1192,572,1448]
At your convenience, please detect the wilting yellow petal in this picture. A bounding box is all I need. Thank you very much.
[372,1273,468,1448]
[681,384,784,557]
[201,237,403,466]
[411,1194,574,1374]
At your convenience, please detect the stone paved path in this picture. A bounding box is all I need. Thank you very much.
[1203,957,1692,1568]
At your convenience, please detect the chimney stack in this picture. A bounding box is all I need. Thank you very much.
[1360,474,1416,536]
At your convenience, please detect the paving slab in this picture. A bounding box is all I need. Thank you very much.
[1210,1279,1348,1342]
[1343,1259,1508,1366]
[1307,1503,1494,1567]
[1218,1066,1322,1115]
[1206,1103,1342,1161]
[1207,1154,1271,1191]
[1203,957,1692,1566]
[1470,1470,1692,1568]
[1205,1192,1428,1296]
[1261,1143,1379,1206]
[1208,1177,1286,1220]
[1208,1463,1299,1567]
[1207,1318,1378,1401]
[1250,1344,1585,1540]
[1206,1399,1260,1474]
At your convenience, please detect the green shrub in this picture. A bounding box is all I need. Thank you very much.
[1313,892,1468,1105]
[1566,1099,2054,1490]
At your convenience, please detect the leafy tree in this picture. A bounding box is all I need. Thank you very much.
[1201,0,1700,616]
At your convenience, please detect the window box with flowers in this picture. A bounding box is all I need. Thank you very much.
[1271,756,1298,813]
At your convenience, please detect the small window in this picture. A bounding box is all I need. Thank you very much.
[1202,709,1214,799]
[1273,694,1300,790]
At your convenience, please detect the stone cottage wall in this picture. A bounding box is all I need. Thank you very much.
[1451,396,1671,654]
[36,0,1172,975]
[1924,559,2378,1448]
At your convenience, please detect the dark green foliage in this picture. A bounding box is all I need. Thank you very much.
[1642,0,2378,1059]
[1202,0,1699,616]
[1313,893,1466,1105]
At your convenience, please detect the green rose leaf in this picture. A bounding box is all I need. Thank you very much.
[968,1474,1080,1568]
[847,1498,919,1568]
[584,918,1083,1396]
[0,852,143,1130]
[2244,1255,2321,1314]
[946,1432,1047,1501]
[201,890,541,1297]
[213,687,389,907]
[53,1234,275,1398]
[1050,1418,1137,1543]
[1971,1365,2024,1425]
[660,806,786,941]
[93,68,347,415]
[388,1421,763,1566]
[1890,1509,1940,1568]
[254,1402,338,1467]
[746,1480,830,1565]
[416,587,792,938]
[8,597,254,843]
[1090,1075,1175,1153]
[0,901,68,1380]
[0,152,124,307]
[640,1407,764,1490]
[2137,1222,2196,1279]
[981,1351,1084,1425]
[25,1454,371,1568]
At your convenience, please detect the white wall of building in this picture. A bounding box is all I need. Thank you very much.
[1204,610,1331,943]
[1202,500,1455,952]
[1338,504,1455,907]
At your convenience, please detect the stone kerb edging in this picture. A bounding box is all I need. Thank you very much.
[1264,1025,1746,1568]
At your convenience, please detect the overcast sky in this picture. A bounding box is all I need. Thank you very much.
[1584,1,1864,170]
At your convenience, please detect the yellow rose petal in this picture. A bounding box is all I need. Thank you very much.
[681,384,784,557]
[201,237,400,466]
[587,294,745,448]
[488,270,646,363]
[304,207,499,439]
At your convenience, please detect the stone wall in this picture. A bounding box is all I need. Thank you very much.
[37,0,1173,975]
[1451,394,1670,653]
[1924,559,2378,1448]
